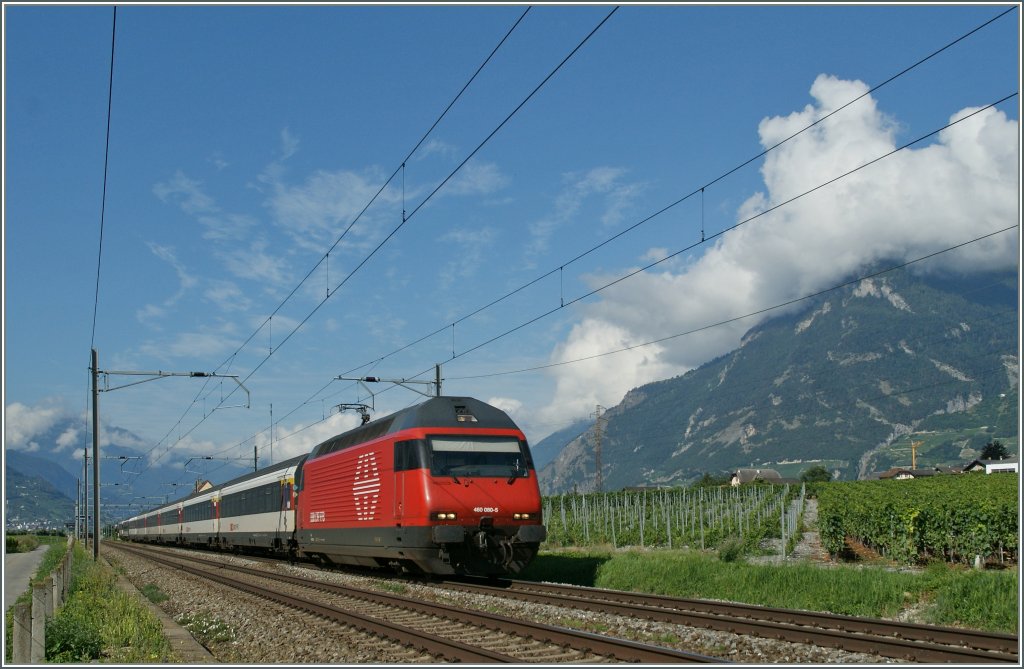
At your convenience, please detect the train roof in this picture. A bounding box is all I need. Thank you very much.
[309,396,519,460]
[149,453,308,512]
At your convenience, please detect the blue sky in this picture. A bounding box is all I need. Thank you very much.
[4,4,1020,486]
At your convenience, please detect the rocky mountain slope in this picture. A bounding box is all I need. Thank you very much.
[539,270,1017,493]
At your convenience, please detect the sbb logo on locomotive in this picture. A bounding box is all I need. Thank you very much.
[309,511,326,523]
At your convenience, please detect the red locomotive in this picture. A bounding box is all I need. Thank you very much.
[119,396,547,577]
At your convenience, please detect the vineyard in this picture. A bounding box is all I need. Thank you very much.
[542,484,804,554]
[816,473,1019,565]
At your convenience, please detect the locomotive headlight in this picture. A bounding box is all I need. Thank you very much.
[514,513,532,520]
[431,512,458,520]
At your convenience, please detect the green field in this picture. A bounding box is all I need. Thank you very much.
[519,548,1018,634]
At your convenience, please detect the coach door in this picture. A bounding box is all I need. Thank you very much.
[394,440,422,529]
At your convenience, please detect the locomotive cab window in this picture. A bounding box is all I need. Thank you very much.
[428,436,531,479]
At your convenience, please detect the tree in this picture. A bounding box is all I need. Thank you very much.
[691,472,730,488]
[800,465,832,483]
[981,440,1009,460]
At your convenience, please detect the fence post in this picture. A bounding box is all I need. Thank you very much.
[43,576,55,618]
[31,581,47,663]
[780,507,786,559]
[13,601,32,663]
[53,568,63,610]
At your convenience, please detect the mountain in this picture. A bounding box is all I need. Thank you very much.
[4,467,76,529]
[530,418,592,471]
[539,270,1018,493]
[3,418,257,529]
[6,450,80,500]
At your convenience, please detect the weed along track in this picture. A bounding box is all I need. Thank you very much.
[432,577,1020,664]
[110,543,720,663]
[108,542,1018,664]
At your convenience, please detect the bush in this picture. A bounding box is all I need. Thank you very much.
[718,537,745,562]
[46,601,104,662]
[140,584,168,604]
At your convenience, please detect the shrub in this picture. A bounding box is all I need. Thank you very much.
[46,601,104,662]
[718,537,745,562]
[141,584,168,604]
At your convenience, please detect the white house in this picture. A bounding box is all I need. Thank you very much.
[963,457,1018,474]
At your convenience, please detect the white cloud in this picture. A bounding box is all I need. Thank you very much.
[137,244,200,325]
[56,426,80,452]
[445,161,508,196]
[138,327,239,361]
[266,169,397,255]
[208,151,229,171]
[153,171,216,215]
[414,138,457,162]
[154,171,256,241]
[271,411,365,461]
[543,74,1018,424]
[280,127,300,160]
[525,167,643,266]
[204,280,252,312]
[223,240,293,286]
[4,401,67,449]
[196,213,257,242]
[436,226,497,288]
[539,318,679,425]
[488,396,524,426]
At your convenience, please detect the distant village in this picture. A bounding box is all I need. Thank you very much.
[732,456,1018,487]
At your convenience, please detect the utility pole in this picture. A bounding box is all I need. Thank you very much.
[81,450,89,544]
[911,440,922,469]
[590,405,606,493]
[91,348,100,559]
[89,352,251,560]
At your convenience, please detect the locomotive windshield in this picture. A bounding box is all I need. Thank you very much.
[428,436,531,479]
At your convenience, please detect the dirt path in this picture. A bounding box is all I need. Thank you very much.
[749,498,831,564]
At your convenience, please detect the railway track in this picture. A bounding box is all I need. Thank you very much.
[113,543,722,663]
[431,577,1020,664]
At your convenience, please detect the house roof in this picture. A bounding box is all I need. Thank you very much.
[964,456,1019,471]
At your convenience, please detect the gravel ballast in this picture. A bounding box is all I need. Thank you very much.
[107,545,898,664]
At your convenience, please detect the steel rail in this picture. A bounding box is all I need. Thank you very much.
[115,545,515,663]
[115,544,723,663]
[436,577,1019,664]
[492,579,1019,654]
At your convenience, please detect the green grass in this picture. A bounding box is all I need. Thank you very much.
[140,583,169,604]
[47,543,177,663]
[4,539,178,663]
[5,534,67,663]
[519,548,1018,634]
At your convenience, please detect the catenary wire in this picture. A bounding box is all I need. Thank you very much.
[141,8,535,460]
[278,8,1020,398]
[446,226,1019,380]
[136,7,1004,470]
[121,10,1016,490]
[194,87,1020,481]
[132,7,618,475]
[431,96,1018,371]
[188,225,1017,489]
